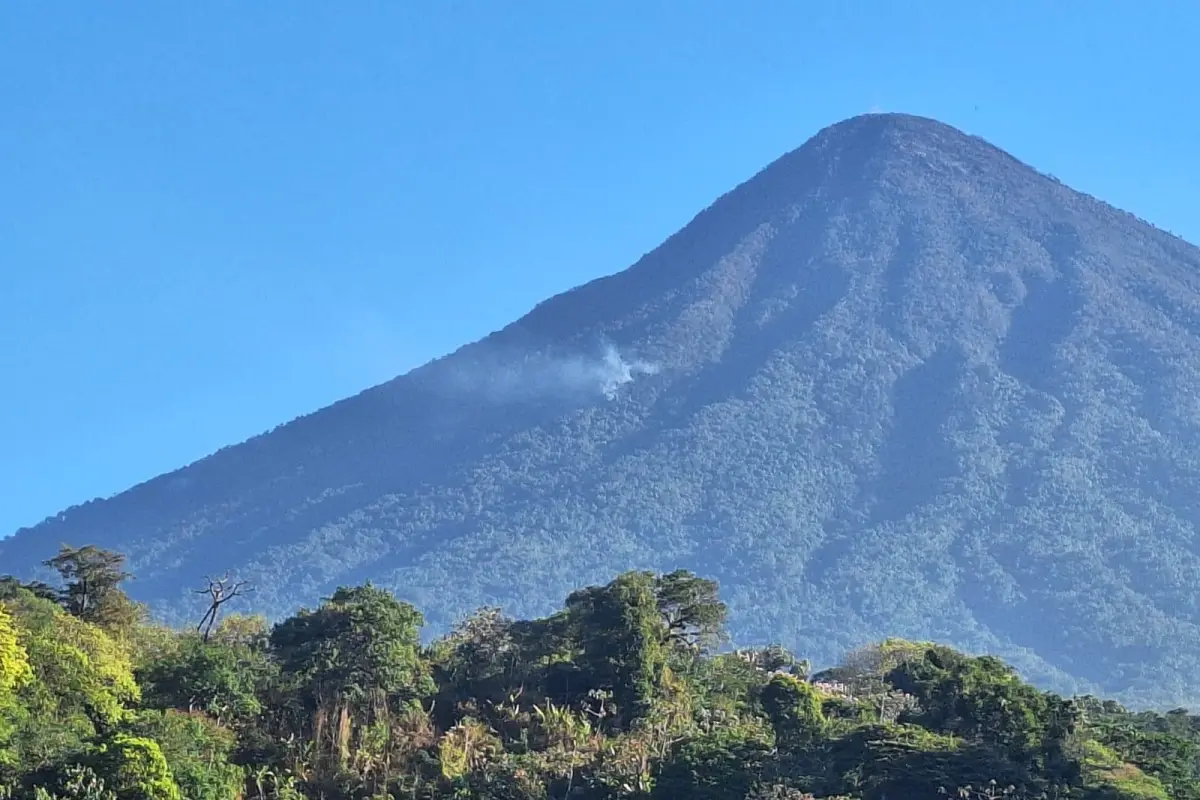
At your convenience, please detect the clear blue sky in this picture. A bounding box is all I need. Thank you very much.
[2,2,1197,538]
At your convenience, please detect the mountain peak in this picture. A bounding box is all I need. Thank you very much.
[809,110,960,144]
[768,112,996,174]
[820,110,970,135]
[812,111,1016,158]
[6,118,1200,708]
[504,113,1060,361]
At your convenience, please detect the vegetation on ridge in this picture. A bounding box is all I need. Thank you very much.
[1,544,1199,799]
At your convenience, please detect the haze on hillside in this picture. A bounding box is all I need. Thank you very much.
[7,113,1200,708]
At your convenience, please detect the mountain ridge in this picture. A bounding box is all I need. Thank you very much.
[7,112,1200,708]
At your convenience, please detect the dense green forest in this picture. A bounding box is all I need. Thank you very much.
[1,546,1197,799]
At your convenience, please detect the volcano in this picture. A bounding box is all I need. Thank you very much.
[7,113,1200,707]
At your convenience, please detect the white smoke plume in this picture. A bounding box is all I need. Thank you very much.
[440,343,659,403]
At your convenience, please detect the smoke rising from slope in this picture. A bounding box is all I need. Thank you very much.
[441,343,659,403]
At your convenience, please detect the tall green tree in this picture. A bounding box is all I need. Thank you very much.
[760,673,825,752]
[654,570,727,654]
[138,633,269,726]
[270,584,435,778]
[566,571,667,729]
[43,546,143,633]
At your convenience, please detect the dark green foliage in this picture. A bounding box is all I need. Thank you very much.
[129,711,243,800]
[428,606,522,729]
[822,724,1019,799]
[25,763,117,799]
[43,546,129,614]
[887,647,1080,764]
[652,728,773,800]
[0,578,58,605]
[654,571,727,654]
[30,735,182,800]
[271,583,434,711]
[5,553,1200,798]
[742,786,819,800]
[680,652,771,724]
[137,634,269,725]
[1083,699,1200,799]
[566,572,668,728]
[761,674,825,751]
[42,546,143,634]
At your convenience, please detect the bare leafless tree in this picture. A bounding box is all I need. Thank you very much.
[195,573,253,642]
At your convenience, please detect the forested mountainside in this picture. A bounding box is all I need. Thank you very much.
[3,547,1199,799]
[7,113,1200,708]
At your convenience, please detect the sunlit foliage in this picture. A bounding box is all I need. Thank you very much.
[2,547,1199,799]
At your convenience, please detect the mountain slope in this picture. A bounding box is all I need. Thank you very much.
[8,113,1200,707]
